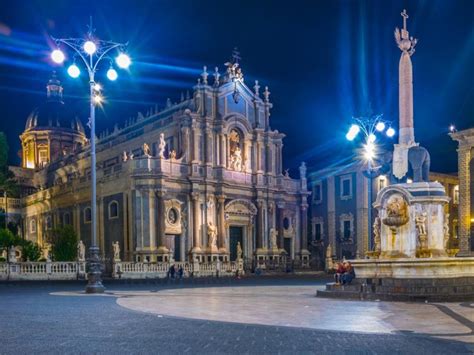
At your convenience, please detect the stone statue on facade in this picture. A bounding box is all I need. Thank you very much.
[415,212,427,236]
[325,243,334,271]
[443,213,450,249]
[129,151,134,160]
[122,151,128,162]
[207,222,218,251]
[77,240,86,262]
[230,146,242,171]
[158,133,166,158]
[42,243,51,261]
[270,228,278,251]
[143,143,151,157]
[113,241,121,261]
[236,241,243,260]
[8,246,17,263]
[415,212,430,257]
[373,216,381,253]
[169,149,176,160]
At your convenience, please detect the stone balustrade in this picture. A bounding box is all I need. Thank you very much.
[0,260,243,281]
[0,261,86,281]
[113,260,243,279]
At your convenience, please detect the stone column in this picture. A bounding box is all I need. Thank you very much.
[217,195,226,252]
[220,134,226,166]
[205,128,212,164]
[300,204,309,252]
[277,204,284,250]
[256,199,265,250]
[191,192,202,253]
[156,190,168,260]
[458,146,471,255]
[256,141,262,172]
[192,127,200,162]
[149,190,157,251]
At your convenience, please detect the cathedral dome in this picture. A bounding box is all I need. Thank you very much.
[24,73,85,134]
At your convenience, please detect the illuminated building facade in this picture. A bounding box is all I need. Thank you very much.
[14,60,310,266]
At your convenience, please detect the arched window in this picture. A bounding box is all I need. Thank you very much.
[30,219,37,234]
[108,201,119,219]
[84,207,92,223]
[63,212,71,225]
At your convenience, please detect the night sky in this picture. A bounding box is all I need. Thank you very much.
[0,0,473,176]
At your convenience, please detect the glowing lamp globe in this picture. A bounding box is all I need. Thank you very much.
[368,133,376,143]
[83,41,97,55]
[346,124,360,141]
[375,121,385,132]
[116,53,131,69]
[51,49,65,64]
[107,68,118,81]
[67,64,80,78]
[386,127,396,138]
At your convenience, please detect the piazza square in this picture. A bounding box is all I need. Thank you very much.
[0,1,473,354]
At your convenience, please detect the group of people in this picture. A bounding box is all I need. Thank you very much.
[168,264,184,279]
[334,261,355,285]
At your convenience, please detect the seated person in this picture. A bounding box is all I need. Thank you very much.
[342,262,355,285]
[334,262,345,285]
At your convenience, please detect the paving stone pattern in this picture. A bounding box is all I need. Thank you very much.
[0,279,472,354]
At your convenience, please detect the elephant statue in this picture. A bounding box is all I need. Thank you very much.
[376,146,430,184]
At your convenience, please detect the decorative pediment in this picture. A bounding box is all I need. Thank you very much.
[225,199,257,216]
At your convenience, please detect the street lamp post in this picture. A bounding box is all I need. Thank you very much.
[50,26,131,293]
[346,115,395,253]
[3,191,7,229]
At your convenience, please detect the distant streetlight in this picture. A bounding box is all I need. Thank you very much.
[345,114,395,252]
[50,22,131,294]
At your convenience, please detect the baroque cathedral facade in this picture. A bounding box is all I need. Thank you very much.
[15,59,310,265]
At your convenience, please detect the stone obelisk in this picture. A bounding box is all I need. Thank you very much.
[395,9,418,145]
[392,10,418,180]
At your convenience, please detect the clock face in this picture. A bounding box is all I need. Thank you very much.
[168,208,178,225]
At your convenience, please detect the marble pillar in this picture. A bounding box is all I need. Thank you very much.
[149,190,157,251]
[191,192,202,254]
[217,195,226,252]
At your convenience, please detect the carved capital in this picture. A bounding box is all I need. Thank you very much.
[191,192,200,201]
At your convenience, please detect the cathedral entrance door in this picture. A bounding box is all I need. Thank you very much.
[229,226,243,261]
[164,234,181,261]
[174,235,181,261]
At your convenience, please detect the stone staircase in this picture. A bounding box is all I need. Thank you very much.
[317,277,474,302]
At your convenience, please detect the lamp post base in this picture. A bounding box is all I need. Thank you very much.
[85,246,105,294]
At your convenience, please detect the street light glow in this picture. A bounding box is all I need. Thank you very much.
[346,124,360,141]
[51,49,65,64]
[375,121,385,132]
[364,142,376,161]
[116,53,131,69]
[67,64,80,78]
[386,127,396,137]
[107,68,118,81]
[94,95,103,104]
[368,133,376,143]
[93,83,102,91]
[84,41,97,55]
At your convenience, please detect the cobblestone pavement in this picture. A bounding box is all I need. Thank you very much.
[1,278,473,354]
